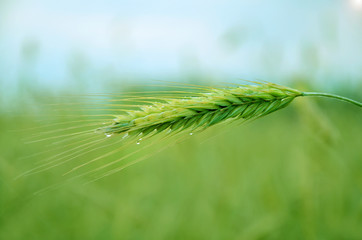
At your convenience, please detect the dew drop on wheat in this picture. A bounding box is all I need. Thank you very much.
[105,134,112,138]
[189,132,193,136]
[122,133,129,139]
[136,138,143,145]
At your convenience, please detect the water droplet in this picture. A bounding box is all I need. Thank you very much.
[105,134,112,138]
[122,133,129,139]
[136,138,143,145]
[189,132,193,135]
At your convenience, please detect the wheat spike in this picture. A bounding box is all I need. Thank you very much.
[96,82,303,138]
[96,82,362,140]
[20,81,362,184]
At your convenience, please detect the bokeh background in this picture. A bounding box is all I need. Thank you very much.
[1,0,361,239]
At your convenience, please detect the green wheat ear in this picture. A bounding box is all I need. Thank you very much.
[97,82,361,139]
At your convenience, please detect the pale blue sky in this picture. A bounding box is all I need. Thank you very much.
[1,0,362,93]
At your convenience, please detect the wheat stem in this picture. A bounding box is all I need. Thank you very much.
[302,92,362,107]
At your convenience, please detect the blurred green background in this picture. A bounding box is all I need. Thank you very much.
[1,0,362,239]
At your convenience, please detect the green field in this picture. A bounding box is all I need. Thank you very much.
[0,88,361,240]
